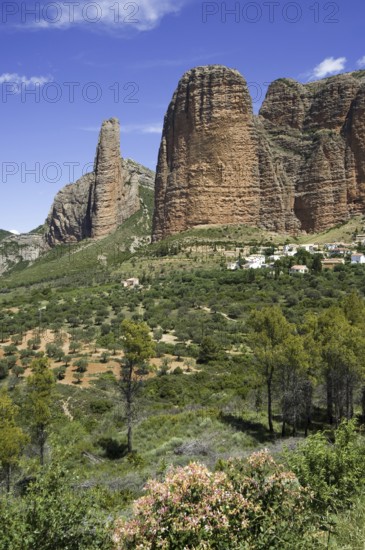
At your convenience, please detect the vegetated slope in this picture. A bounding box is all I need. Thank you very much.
[0,208,362,291]
[0,184,154,288]
[0,229,11,241]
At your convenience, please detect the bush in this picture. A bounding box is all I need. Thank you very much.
[285,420,365,513]
[0,463,112,550]
[90,399,113,414]
[98,437,128,459]
[114,451,317,549]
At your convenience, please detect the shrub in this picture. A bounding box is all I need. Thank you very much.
[0,463,112,550]
[285,420,365,513]
[90,399,113,414]
[98,437,128,459]
[114,452,317,549]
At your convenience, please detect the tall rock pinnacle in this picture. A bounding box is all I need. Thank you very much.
[90,118,124,239]
[46,118,143,246]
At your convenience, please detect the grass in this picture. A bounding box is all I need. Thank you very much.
[329,494,365,548]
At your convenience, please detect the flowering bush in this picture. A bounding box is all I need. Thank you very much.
[114,451,317,549]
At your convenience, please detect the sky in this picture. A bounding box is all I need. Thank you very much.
[0,0,365,233]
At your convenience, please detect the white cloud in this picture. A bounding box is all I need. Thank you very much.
[9,229,20,235]
[0,73,52,92]
[309,57,347,80]
[122,123,162,134]
[357,56,365,68]
[20,0,189,33]
[80,123,162,134]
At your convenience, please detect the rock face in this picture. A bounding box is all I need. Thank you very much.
[46,119,152,246]
[152,66,365,240]
[0,234,48,276]
[152,66,260,241]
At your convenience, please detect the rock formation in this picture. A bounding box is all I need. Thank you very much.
[152,66,260,241]
[152,66,365,240]
[0,233,48,276]
[46,118,153,246]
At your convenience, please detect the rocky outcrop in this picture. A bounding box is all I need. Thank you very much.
[46,119,152,246]
[0,234,48,276]
[152,66,365,240]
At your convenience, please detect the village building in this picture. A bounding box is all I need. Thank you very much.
[321,258,345,270]
[289,265,309,274]
[351,254,365,265]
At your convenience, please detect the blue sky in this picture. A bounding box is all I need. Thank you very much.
[0,0,364,233]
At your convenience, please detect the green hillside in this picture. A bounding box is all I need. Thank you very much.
[0,185,154,288]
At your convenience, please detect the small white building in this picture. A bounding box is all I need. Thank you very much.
[245,255,266,269]
[351,254,365,265]
[122,277,140,288]
[290,265,309,274]
[283,245,298,257]
[227,262,239,271]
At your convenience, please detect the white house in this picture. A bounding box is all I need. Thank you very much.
[351,254,365,264]
[290,265,309,274]
[283,245,298,257]
[122,278,140,288]
[227,262,239,271]
[245,255,266,269]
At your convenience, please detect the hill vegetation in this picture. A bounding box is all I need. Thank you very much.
[2,209,365,547]
[0,229,11,241]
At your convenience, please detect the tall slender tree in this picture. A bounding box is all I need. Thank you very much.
[248,306,292,433]
[26,357,56,465]
[120,320,155,453]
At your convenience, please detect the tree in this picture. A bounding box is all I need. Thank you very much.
[248,306,293,433]
[26,358,56,466]
[0,360,9,380]
[312,254,322,273]
[120,320,155,453]
[0,389,28,492]
[275,334,312,436]
[197,336,221,363]
[73,358,88,373]
[73,372,83,384]
[307,307,365,424]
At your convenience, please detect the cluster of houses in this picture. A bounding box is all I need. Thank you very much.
[227,241,365,274]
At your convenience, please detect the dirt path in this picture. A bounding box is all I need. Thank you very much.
[61,397,73,421]
[201,306,238,322]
